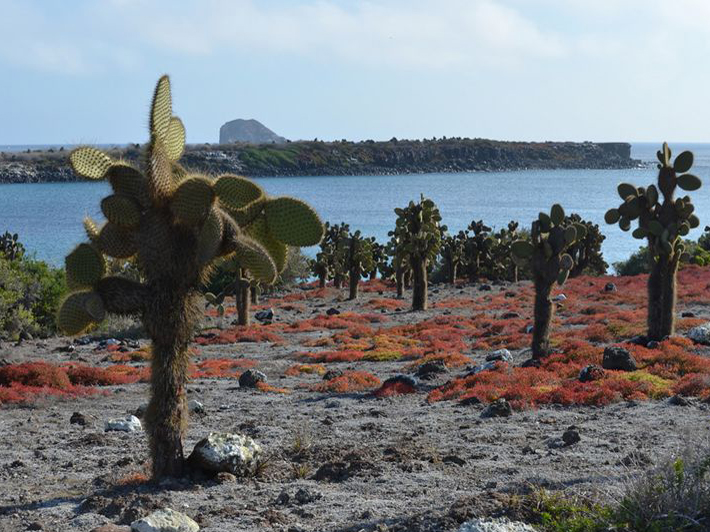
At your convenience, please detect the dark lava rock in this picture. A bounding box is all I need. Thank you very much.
[628,335,649,346]
[668,395,694,406]
[459,396,481,406]
[521,358,541,368]
[579,364,605,383]
[415,360,448,379]
[479,284,492,291]
[442,455,466,466]
[602,346,637,371]
[646,340,660,349]
[501,311,520,319]
[314,461,350,482]
[603,282,617,292]
[295,487,322,505]
[255,308,274,322]
[70,412,88,426]
[239,369,267,388]
[562,428,581,446]
[485,349,512,363]
[682,311,696,318]
[322,369,343,381]
[481,398,512,418]
[326,308,341,316]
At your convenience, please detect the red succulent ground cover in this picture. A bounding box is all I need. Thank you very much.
[310,371,381,393]
[195,325,284,345]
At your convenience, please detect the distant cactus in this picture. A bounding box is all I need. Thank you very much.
[58,76,321,479]
[341,230,375,300]
[0,231,24,261]
[391,195,442,310]
[385,232,409,297]
[512,204,585,359]
[311,222,350,288]
[440,231,467,284]
[605,143,700,341]
[564,213,607,277]
[463,220,494,283]
[489,221,520,282]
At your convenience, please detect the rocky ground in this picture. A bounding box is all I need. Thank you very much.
[0,274,709,532]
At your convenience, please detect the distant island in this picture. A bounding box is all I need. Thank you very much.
[219,118,286,144]
[0,138,639,184]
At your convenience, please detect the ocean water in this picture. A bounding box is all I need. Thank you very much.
[0,142,708,268]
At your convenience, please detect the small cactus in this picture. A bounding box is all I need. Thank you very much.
[463,221,494,283]
[512,204,585,359]
[341,230,375,300]
[605,143,701,341]
[0,232,24,261]
[440,231,467,284]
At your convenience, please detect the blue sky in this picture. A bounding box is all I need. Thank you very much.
[2,0,710,145]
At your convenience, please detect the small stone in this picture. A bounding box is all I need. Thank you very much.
[525,325,534,334]
[239,369,266,388]
[603,282,617,292]
[276,490,290,505]
[325,308,341,316]
[442,455,466,466]
[479,284,492,291]
[688,323,710,345]
[481,398,512,418]
[415,360,448,379]
[187,432,261,476]
[130,508,199,532]
[70,412,88,426]
[459,396,481,406]
[466,361,501,377]
[562,428,581,446]
[105,415,142,432]
[668,395,693,406]
[646,340,660,349]
[215,472,236,483]
[91,526,131,532]
[188,399,205,414]
[628,335,648,346]
[578,364,605,383]
[457,518,538,532]
[501,311,520,319]
[254,308,274,322]
[520,358,541,368]
[521,445,536,455]
[485,349,512,363]
[322,369,343,381]
[294,487,322,505]
[26,523,43,531]
[552,293,566,302]
[602,346,637,372]
[681,311,695,318]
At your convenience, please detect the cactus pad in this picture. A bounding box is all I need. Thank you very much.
[673,151,693,173]
[107,163,151,208]
[147,139,175,202]
[70,147,112,180]
[65,243,105,290]
[165,117,185,161]
[97,223,138,258]
[264,197,324,246]
[550,204,565,226]
[677,173,701,191]
[170,176,215,225]
[233,235,277,284]
[196,208,224,264]
[248,215,288,272]
[101,195,141,228]
[511,240,534,258]
[214,175,264,210]
[58,292,98,336]
[150,75,172,140]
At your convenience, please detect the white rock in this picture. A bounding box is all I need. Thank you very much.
[458,518,538,532]
[552,293,567,302]
[131,508,199,532]
[486,348,513,363]
[105,415,142,432]
[688,323,710,345]
[188,432,261,476]
[188,399,205,414]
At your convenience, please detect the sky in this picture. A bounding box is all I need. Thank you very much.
[1,0,710,145]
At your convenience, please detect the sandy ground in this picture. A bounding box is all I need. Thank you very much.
[0,280,708,532]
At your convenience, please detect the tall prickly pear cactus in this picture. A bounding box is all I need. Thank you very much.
[392,195,442,310]
[511,204,585,360]
[385,231,410,298]
[605,143,701,341]
[341,230,375,300]
[440,231,467,284]
[464,220,494,283]
[58,76,320,479]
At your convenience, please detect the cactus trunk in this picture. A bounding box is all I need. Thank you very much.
[318,273,326,288]
[411,258,428,310]
[349,267,360,300]
[395,268,404,297]
[334,274,343,289]
[532,277,553,359]
[250,284,259,305]
[447,261,457,284]
[235,272,250,326]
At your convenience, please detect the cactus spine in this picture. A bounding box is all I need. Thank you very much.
[512,204,585,360]
[392,195,442,310]
[605,143,700,341]
[58,76,320,479]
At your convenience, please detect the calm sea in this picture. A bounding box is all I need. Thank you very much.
[1,142,708,269]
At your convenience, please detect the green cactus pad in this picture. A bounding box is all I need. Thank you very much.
[646,185,659,206]
[563,225,577,244]
[673,151,693,173]
[678,223,690,236]
[97,223,137,258]
[560,254,574,271]
[248,215,288,273]
[170,176,215,225]
[57,292,97,336]
[214,175,264,210]
[677,174,701,191]
[165,117,185,161]
[264,197,324,246]
[538,212,551,232]
[619,217,631,232]
[70,147,113,180]
[232,235,277,284]
[196,208,224,264]
[101,195,141,228]
[550,204,565,226]
[106,163,151,208]
[648,220,664,236]
[604,208,620,224]
[65,243,105,290]
[617,183,637,200]
[511,240,534,259]
[147,138,175,202]
[688,214,700,229]
[83,217,100,243]
[632,227,648,239]
[150,75,172,140]
[557,269,569,286]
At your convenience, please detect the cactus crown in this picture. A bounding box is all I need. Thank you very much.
[511,204,585,286]
[604,143,700,261]
[342,230,376,273]
[392,195,443,262]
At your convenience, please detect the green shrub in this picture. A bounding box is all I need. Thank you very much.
[613,246,650,276]
[0,253,66,339]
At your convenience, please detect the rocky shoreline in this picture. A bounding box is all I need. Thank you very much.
[0,138,640,184]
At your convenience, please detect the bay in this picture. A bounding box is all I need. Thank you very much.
[0,142,707,269]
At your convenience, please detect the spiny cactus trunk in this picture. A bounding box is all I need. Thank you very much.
[411,258,428,311]
[647,253,663,341]
[235,274,250,326]
[447,261,457,284]
[648,254,678,341]
[660,259,678,337]
[404,270,412,290]
[250,285,259,305]
[348,267,359,300]
[395,268,404,297]
[532,277,553,359]
[467,257,479,283]
[318,273,326,288]
[143,287,200,479]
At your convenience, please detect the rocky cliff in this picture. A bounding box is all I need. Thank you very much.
[0,139,639,184]
[219,119,286,144]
